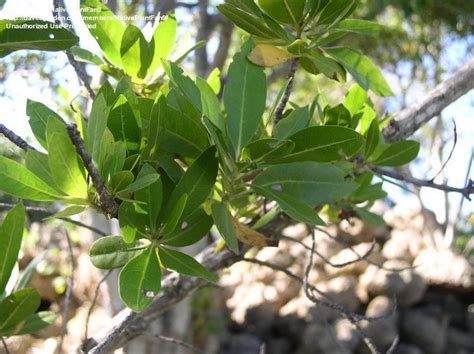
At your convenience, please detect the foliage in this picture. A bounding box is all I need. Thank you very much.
[0,0,421,334]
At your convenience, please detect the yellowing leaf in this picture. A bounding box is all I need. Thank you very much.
[248,44,293,67]
[232,219,279,248]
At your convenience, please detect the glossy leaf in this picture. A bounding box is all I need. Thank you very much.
[344,84,368,116]
[0,288,40,333]
[0,156,63,201]
[119,166,160,194]
[243,138,295,163]
[225,41,266,157]
[107,95,141,153]
[157,247,217,282]
[25,150,59,190]
[118,201,149,243]
[161,208,213,247]
[370,140,420,166]
[0,203,25,294]
[119,245,161,312]
[324,104,352,127]
[271,126,364,163]
[364,119,380,158]
[148,14,176,77]
[90,236,149,269]
[211,202,239,254]
[161,194,188,235]
[0,19,78,57]
[120,24,152,80]
[109,171,134,194]
[71,46,104,66]
[257,0,305,26]
[300,51,346,82]
[324,47,393,97]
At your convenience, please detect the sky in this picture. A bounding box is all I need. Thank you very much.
[0,0,473,229]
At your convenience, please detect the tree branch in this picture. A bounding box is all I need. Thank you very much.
[0,124,36,151]
[370,165,474,200]
[274,58,299,123]
[383,59,474,142]
[66,124,119,217]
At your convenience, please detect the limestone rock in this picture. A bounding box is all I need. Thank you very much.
[326,243,383,277]
[401,310,447,354]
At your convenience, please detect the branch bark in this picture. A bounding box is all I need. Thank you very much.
[383,59,474,142]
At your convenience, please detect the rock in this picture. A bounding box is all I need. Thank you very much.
[392,343,423,354]
[305,233,343,267]
[264,338,293,354]
[221,334,263,354]
[358,296,398,352]
[467,304,474,332]
[382,229,424,262]
[447,327,474,351]
[325,243,383,277]
[397,270,427,307]
[335,318,360,351]
[279,293,314,319]
[297,323,353,354]
[359,260,412,297]
[401,310,447,354]
[337,218,375,244]
[415,248,473,290]
[281,223,308,239]
[244,303,277,337]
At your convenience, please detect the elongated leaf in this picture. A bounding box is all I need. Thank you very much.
[135,169,163,232]
[118,201,149,243]
[324,104,352,127]
[273,106,311,140]
[0,288,40,332]
[0,311,57,336]
[0,203,25,294]
[300,51,346,82]
[253,162,358,207]
[120,24,152,80]
[243,138,295,163]
[271,126,364,163]
[165,146,218,218]
[119,169,160,194]
[211,202,239,254]
[107,95,141,153]
[334,19,384,35]
[86,93,108,161]
[0,156,63,201]
[324,47,393,97]
[119,245,161,312]
[225,41,266,157]
[80,0,125,67]
[0,19,78,57]
[161,194,187,235]
[161,208,213,247]
[317,0,359,26]
[25,150,59,190]
[148,14,176,77]
[26,99,64,149]
[109,171,134,194]
[47,132,88,198]
[248,44,293,67]
[344,84,368,116]
[157,247,217,282]
[71,46,104,66]
[364,119,380,158]
[257,0,305,26]
[252,185,324,225]
[370,140,420,166]
[16,252,45,290]
[44,206,87,220]
[90,236,149,269]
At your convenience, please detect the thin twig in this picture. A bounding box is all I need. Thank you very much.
[57,230,75,354]
[1,338,10,354]
[66,124,119,217]
[148,334,204,353]
[53,0,96,100]
[84,270,113,343]
[430,120,457,182]
[274,58,299,123]
[386,335,400,354]
[58,218,108,236]
[0,124,36,151]
[370,165,474,200]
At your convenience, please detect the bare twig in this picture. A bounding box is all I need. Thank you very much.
[370,165,474,200]
[58,230,75,354]
[383,59,474,142]
[88,313,137,354]
[1,338,10,354]
[83,270,113,343]
[386,335,400,354]
[53,0,96,100]
[58,218,108,236]
[430,120,458,182]
[274,57,299,123]
[147,334,204,353]
[0,124,36,151]
[66,124,119,217]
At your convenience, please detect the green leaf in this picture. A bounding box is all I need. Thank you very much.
[107,95,141,153]
[211,202,239,254]
[0,311,57,336]
[44,206,87,220]
[25,150,59,191]
[225,41,266,157]
[207,68,221,94]
[334,19,384,35]
[0,19,79,57]
[161,194,188,236]
[271,126,364,163]
[119,167,160,194]
[165,146,218,218]
[317,0,359,26]
[26,99,64,149]
[0,288,40,333]
[109,171,134,194]
[300,51,346,82]
[0,203,25,294]
[90,236,149,269]
[343,84,368,116]
[324,47,393,97]
[119,245,161,312]
[369,140,420,166]
[80,0,125,67]
[0,156,63,201]
[273,106,311,140]
[364,119,380,158]
[324,104,352,127]
[161,208,213,247]
[47,132,88,198]
[86,92,108,162]
[253,162,358,207]
[135,169,164,232]
[257,0,305,26]
[196,77,225,132]
[354,207,385,226]
[157,247,217,282]
[118,202,149,243]
[120,24,152,80]
[16,252,45,290]
[243,138,295,163]
[252,185,324,225]
[148,14,176,77]
[71,46,104,66]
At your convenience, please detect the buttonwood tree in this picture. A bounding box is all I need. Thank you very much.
[0,0,472,353]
